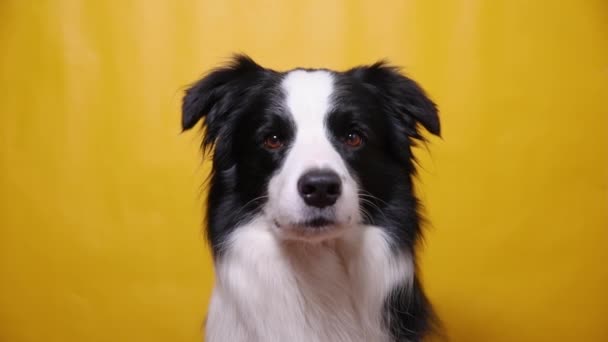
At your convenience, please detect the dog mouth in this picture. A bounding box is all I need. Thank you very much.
[294,217,335,228]
[272,215,350,242]
[274,216,335,229]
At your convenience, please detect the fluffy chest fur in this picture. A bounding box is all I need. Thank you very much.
[206,221,412,342]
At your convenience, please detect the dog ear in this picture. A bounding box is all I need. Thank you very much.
[348,61,440,138]
[181,54,264,148]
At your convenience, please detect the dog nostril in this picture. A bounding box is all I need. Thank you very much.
[301,184,315,195]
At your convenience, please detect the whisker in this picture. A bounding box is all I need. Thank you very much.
[358,207,374,225]
[358,197,391,224]
[358,190,391,207]
[231,195,269,220]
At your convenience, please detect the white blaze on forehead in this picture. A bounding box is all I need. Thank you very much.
[282,70,334,132]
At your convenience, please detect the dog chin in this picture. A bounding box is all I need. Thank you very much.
[272,218,350,243]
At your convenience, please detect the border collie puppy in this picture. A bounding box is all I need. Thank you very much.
[182,55,440,342]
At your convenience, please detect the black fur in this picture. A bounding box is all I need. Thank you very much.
[182,55,440,341]
[182,56,288,256]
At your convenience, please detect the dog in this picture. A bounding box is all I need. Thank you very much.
[182,55,440,342]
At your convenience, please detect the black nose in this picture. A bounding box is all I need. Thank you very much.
[297,169,342,208]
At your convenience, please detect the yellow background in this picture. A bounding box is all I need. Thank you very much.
[1,1,606,341]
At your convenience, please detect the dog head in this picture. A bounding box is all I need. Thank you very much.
[182,55,439,253]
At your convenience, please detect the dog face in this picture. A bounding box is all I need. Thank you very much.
[182,55,439,253]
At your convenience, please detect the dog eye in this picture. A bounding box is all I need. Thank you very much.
[343,132,363,148]
[263,134,284,150]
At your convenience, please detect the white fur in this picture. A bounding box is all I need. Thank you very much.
[206,219,413,342]
[205,70,414,341]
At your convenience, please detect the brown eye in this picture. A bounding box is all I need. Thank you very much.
[263,134,284,150]
[344,132,363,148]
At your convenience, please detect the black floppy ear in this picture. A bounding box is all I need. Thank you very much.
[349,61,440,137]
[181,54,264,147]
